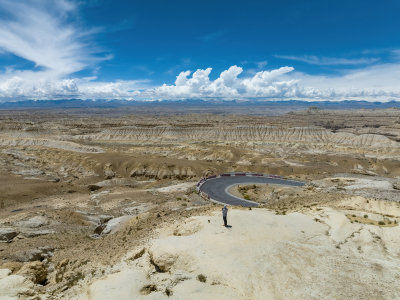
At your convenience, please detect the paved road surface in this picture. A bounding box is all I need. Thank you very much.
[199,176,304,207]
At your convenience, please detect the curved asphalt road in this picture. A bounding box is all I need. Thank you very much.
[199,176,304,207]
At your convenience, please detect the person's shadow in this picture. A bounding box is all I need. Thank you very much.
[225,225,232,228]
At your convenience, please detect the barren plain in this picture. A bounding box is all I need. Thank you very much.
[0,106,400,299]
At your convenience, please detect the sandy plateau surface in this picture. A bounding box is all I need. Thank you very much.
[75,204,400,300]
[0,107,400,299]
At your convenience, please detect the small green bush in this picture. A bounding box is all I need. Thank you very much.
[378,221,385,225]
[197,274,207,283]
[363,215,368,218]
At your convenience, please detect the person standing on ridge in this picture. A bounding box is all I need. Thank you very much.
[222,205,228,226]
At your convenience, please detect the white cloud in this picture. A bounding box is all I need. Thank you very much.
[144,63,400,101]
[0,1,399,102]
[153,66,298,100]
[0,0,112,101]
[2,63,400,102]
[292,62,400,99]
[0,74,150,100]
[0,0,96,75]
[275,55,380,65]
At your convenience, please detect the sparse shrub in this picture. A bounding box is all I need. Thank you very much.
[197,274,207,283]
[244,195,250,200]
[395,220,397,224]
[364,215,368,218]
[378,221,385,225]
[181,203,187,206]
[352,214,356,217]
[140,284,157,295]
[165,287,172,296]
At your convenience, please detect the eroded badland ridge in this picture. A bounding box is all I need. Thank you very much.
[0,105,400,299]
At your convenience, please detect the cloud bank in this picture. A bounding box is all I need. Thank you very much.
[154,66,298,99]
[148,64,400,101]
[2,63,400,102]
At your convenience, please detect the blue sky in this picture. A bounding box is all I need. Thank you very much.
[0,0,400,101]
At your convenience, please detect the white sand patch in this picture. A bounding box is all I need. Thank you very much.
[317,176,394,191]
[284,160,305,167]
[336,196,400,216]
[152,182,196,193]
[342,178,393,190]
[236,159,252,166]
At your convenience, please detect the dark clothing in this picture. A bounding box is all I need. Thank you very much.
[223,216,227,226]
[222,206,228,217]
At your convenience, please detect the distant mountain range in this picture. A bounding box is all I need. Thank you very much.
[0,99,400,109]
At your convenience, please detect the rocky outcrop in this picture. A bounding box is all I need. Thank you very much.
[101,216,134,235]
[130,164,196,179]
[393,182,400,190]
[16,246,54,262]
[13,216,54,238]
[0,270,37,299]
[149,248,178,273]
[103,163,115,179]
[14,216,49,228]
[79,126,400,149]
[0,228,18,242]
[87,178,137,190]
[0,135,103,153]
[17,261,47,284]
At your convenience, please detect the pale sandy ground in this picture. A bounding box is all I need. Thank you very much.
[66,203,400,300]
[151,182,196,193]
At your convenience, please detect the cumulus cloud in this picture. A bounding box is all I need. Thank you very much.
[147,63,400,101]
[154,66,298,99]
[2,63,400,101]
